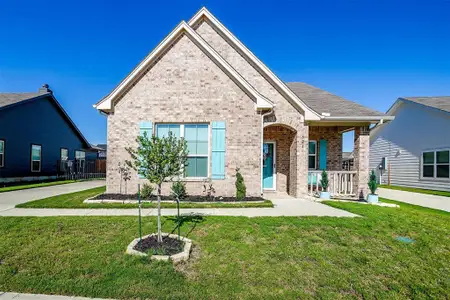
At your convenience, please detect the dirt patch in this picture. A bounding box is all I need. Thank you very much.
[134,235,185,256]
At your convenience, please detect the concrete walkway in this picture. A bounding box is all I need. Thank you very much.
[0,180,105,212]
[0,197,357,217]
[378,188,450,212]
[0,292,109,299]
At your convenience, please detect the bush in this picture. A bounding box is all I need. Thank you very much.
[171,181,187,201]
[140,183,154,200]
[368,170,377,195]
[320,169,329,192]
[235,168,246,200]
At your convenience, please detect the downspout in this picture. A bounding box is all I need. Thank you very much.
[260,108,274,196]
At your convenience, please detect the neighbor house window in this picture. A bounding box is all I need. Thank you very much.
[31,144,41,172]
[61,148,68,161]
[308,141,317,169]
[422,149,450,179]
[0,139,4,167]
[75,150,86,173]
[155,123,209,178]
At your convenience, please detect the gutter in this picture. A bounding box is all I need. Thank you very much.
[320,116,395,122]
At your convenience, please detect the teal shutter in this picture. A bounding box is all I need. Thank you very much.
[211,121,226,179]
[138,121,152,178]
[319,139,327,170]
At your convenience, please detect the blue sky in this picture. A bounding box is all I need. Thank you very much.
[1,0,449,151]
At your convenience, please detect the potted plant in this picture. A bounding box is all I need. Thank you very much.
[319,169,330,199]
[367,170,379,203]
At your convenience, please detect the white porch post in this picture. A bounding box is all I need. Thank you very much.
[353,126,370,199]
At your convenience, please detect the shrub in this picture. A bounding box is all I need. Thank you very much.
[202,178,216,201]
[171,180,187,201]
[140,183,154,200]
[320,169,329,192]
[368,170,378,195]
[235,168,246,200]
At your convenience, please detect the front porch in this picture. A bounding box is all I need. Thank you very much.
[263,124,370,199]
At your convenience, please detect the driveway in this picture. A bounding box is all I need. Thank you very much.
[378,188,450,212]
[0,180,106,212]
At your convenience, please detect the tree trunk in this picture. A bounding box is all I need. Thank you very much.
[157,183,162,243]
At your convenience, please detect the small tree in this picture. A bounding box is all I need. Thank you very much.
[235,168,246,200]
[320,169,329,192]
[171,181,187,240]
[118,162,131,194]
[202,178,216,201]
[368,170,378,195]
[126,132,188,243]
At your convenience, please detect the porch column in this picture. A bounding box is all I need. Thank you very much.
[353,126,370,199]
[295,122,309,197]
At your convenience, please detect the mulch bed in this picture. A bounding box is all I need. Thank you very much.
[134,235,184,256]
[92,193,264,202]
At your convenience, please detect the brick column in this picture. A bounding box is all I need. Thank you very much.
[296,122,309,197]
[353,126,370,199]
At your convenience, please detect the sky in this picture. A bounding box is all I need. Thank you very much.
[1,0,449,151]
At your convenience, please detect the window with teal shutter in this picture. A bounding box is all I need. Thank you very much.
[138,121,153,178]
[212,121,226,179]
[319,139,327,170]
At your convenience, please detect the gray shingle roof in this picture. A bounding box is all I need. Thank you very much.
[400,96,450,113]
[286,82,386,117]
[0,92,47,109]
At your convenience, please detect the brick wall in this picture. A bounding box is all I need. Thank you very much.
[107,33,262,196]
[354,126,370,198]
[309,126,343,171]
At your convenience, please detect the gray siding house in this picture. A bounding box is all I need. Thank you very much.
[370,97,450,192]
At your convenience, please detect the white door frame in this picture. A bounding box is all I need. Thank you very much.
[263,141,276,191]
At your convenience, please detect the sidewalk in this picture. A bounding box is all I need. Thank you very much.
[378,188,450,212]
[0,198,357,217]
[0,180,105,212]
[0,292,110,300]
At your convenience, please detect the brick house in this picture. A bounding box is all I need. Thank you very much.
[94,8,393,199]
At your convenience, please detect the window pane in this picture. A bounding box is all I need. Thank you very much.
[197,141,208,155]
[0,153,3,166]
[197,125,208,141]
[309,142,316,155]
[32,161,40,172]
[437,151,449,164]
[423,165,434,177]
[32,145,41,160]
[169,125,180,138]
[75,151,85,159]
[184,125,197,140]
[185,157,196,177]
[308,156,316,169]
[156,125,168,138]
[61,149,68,160]
[196,157,208,177]
[437,165,449,178]
[0,141,3,153]
[423,152,434,164]
[187,141,197,155]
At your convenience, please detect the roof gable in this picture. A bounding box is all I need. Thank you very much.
[94,21,274,112]
[0,91,91,148]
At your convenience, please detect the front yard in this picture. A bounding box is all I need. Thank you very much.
[379,184,450,197]
[1,199,449,298]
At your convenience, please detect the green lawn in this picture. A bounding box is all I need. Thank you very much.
[1,199,449,298]
[16,186,273,209]
[0,180,78,193]
[379,184,450,197]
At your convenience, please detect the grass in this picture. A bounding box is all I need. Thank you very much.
[16,187,274,209]
[0,180,78,193]
[379,184,450,197]
[1,199,449,298]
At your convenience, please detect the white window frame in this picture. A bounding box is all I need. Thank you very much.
[0,139,4,168]
[31,144,42,172]
[420,148,450,181]
[155,123,210,180]
[75,150,86,173]
[308,140,317,170]
[61,148,69,161]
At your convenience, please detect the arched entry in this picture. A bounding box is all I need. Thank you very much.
[263,124,297,195]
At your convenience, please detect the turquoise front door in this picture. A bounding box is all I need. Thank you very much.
[263,143,275,189]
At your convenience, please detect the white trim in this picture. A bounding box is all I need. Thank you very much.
[420,148,450,181]
[31,144,41,173]
[308,140,317,170]
[262,141,276,191]
[94,21,274,112]
[188,7,321,121]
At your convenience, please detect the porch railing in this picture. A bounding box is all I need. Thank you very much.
[308,170,357,197]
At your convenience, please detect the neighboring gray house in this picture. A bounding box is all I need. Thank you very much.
[94,7,392,198]
[370,97,450,192]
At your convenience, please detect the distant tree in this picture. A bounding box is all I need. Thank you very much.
[126,132,188,243]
